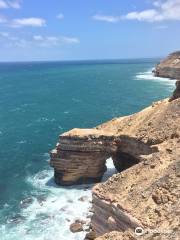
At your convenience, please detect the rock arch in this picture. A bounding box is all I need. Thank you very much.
[50,129,155,186]
[112,151,139,172]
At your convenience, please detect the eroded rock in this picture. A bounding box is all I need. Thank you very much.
[70,219,86,233]
[170,80,180,101]
[154,51,180,79]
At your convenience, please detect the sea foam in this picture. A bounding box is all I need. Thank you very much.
[0,158,116,240]
[136,69,176,89]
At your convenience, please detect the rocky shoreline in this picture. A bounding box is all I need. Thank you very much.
[153,51,180,80]
[50,52,180,240]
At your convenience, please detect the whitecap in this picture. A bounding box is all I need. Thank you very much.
[0,159,115,240]
[21,103,36,108]
[42,153,50,162]
[64,111,69,114]
[36,117,56,123]
[17,140,27,144]
[135,68,176,89]
[72,98,81,103]
[9,107,22,112]
[3,203,9,208]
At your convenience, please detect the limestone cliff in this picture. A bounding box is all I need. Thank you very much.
[91,96,180,240]
[154,51,180,79]
[50,53,180,239]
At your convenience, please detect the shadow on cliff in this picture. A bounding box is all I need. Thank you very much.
[45,158,117,190]
[45,176,94,190]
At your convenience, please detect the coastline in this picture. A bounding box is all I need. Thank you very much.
[49,52,180,240]
[0,55,179,240]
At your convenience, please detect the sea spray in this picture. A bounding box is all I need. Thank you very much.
[135,69,176,90]
[0,159,116,240]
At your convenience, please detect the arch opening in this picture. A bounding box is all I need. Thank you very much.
[112,151,139,172]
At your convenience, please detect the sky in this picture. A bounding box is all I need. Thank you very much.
[0,0,180,61]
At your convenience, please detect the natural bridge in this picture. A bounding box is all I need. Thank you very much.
[50,127,156,186]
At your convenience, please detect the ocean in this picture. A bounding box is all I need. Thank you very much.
[0,59,176,240]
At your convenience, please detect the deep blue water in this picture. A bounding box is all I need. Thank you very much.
[0,59,175,239]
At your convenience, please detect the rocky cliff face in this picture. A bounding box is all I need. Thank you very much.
[154,51,180,79]
[50,129,116,185]
[170,80,180,101]
[91,97,180,240]
[50,53,180,240]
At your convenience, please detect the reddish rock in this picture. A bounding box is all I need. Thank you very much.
[69,219,86,233]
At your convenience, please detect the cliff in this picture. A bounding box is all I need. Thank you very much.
[50,53,180,240]
[154,51,180,79]
[91,96,180,240]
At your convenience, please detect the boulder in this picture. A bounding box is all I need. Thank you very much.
[69,219,86,233]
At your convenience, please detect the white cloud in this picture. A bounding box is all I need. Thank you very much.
[0,0,8,8]
[0,15,7,23]
[154,25,168,29]
[8,0,21,9]
[41,36,59,46]
[33,35,80,47]
[11,18,46,27]
[57,13,64,20]
[0,0,21,9]
[153,1,162,7]
[14,39,28,48]
[92,14,120,23]
[0,33,80,49]
[0,32,23,48]
[60,36,80,44]
[33,35,44,41]
[123,0,180,22]
[0,31,9,37]
[124,9,160,21]
[33,35,58,46]
[93,0,180,23]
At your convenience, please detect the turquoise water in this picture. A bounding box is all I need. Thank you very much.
[0,60,175,239]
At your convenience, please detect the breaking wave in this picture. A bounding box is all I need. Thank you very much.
[135,69,176,89]
[0,159,116,240]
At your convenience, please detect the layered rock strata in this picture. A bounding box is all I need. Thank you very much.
[93,139,180,239]
[91,96,180,239]
[50,129,117,185]
[154,51,180,79]
[50,116,160,185]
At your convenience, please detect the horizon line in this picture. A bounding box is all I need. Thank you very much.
[0,56,163,64]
